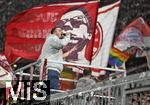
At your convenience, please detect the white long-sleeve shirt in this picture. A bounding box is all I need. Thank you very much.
[39,34,70,73]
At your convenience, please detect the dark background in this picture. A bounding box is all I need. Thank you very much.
[0,0,149,52]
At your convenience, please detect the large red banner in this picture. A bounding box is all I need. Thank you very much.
[5,1,99,63]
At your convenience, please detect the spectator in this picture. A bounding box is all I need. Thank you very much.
[38,26,71,94]
[145,49,150,69]
[76,69,96,88]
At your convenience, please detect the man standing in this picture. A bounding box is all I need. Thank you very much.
[38,27,70,93]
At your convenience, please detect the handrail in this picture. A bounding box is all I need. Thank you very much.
[30,71,150,105]
[15,72,40,77]
[15,72,77,82]
[50,71,150,100]
[13,60,126,75]
[47,60,126,72]
[13,62,37,74]
[13,59,127,83]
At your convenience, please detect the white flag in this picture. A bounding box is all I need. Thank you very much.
[91,1,120,77]
[0,53,15,88]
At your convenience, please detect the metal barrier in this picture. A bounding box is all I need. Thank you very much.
[13,62,38,80]
[30,70,150,105]
[13,61,77,83]
[13,60,150,105]
[13,59,126,92]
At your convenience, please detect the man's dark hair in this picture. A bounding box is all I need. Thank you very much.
[51,26,62,34]
[83,69,91,76]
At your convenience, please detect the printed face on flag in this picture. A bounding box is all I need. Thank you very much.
[56,7,92,62]
[5,1,99,63]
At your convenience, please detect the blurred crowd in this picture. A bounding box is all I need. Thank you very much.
[130,92,150,105]
[0,0,149,52]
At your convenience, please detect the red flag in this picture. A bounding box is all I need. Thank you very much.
[5,1,99,63]
[114,17,150,57]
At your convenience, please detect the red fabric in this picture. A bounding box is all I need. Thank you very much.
[42,59,47,80]
[127,17,150,37]
[114,17,150,46]
[5,1,99,63]
[85,23,102,61]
